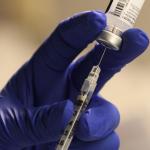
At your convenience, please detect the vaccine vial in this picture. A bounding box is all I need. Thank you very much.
[97,0,146,50]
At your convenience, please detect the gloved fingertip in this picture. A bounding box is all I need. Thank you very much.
[112,132,120,149]
[75,97,120,142]
[100,132,120,150]
[122,28,149,52]
[71,132,120,150]
[100,28,150,67]
[59,11,106,50]
[87,11,107,31]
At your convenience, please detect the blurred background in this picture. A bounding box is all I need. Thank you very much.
[0,0,150,149]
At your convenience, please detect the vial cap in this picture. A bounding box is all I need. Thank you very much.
[97,30,122,51]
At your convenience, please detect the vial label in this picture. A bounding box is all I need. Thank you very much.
[107,0,145,27]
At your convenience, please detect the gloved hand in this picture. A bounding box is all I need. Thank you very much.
[0,11,149,150]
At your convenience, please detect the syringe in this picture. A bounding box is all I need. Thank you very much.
[56,48,106,150]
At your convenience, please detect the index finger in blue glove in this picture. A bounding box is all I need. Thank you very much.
[75,96,120,142]
[69,28,149,94]
[37,11,106,71]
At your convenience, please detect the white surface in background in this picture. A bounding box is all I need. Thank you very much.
[0,21,36,89]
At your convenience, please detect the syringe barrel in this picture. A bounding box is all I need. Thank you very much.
[56,66,101,150]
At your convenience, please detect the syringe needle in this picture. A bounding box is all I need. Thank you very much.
[97,47,107,66]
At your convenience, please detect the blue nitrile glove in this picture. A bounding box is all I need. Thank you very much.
[0,11,149,150]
